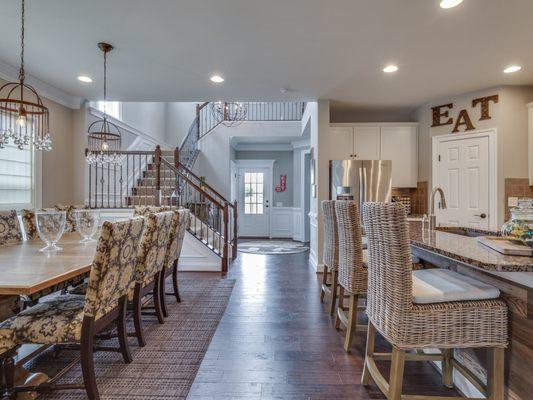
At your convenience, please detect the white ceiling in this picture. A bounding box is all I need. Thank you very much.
[1,0,533,111]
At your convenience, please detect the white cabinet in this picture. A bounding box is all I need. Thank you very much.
[330,123,418,188]
[353,126,380,159]
[328,125,380,160]
[380,126,418,188]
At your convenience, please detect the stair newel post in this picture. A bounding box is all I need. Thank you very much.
[174,147,180,206]
[232,200,238,259]
[154,145,162,207]
[222,202,229,274]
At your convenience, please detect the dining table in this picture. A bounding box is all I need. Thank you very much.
[0,232,97,399]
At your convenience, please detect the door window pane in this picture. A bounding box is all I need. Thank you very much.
[243,172,264,215]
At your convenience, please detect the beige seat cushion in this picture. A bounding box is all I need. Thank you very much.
[412,269,500,304]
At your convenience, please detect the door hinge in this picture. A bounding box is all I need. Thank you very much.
[438,155,441,162]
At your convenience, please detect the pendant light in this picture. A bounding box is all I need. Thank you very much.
[0,0,51,151]
[86,42,122,165]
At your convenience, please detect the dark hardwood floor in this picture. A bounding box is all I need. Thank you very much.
[187,250,459,399]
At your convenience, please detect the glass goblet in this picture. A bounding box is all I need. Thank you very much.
[74,209,100,243]
[35,210,66,252]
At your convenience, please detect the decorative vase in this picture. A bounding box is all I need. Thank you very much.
[501,199,533,248]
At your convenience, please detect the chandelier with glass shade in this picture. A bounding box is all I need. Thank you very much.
[0,0,52,151]
[211,101,247,127]
[86,43,122,165]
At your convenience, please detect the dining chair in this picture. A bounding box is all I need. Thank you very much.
[334,201,368,352]
[361,202,507,400]
[130,211,174,347]
[20,209,40,240]
[160,209,191,317]
[55,204,89,232]
[0,217,145,400]
[320,201,339,315]
[0,210,23,246]
[133,205,172,217]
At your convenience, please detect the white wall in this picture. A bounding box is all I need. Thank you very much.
[120,102,167,145]
[196,121,303,200]
[165,102,198,147]
[414,85,533,225]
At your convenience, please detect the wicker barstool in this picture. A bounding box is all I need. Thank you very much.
[361,202,508,400]
[320,201,340,315]
[334,201,367,352]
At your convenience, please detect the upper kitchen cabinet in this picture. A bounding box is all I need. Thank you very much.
[329,123,418,187]
[328,124,380,160]
[380,125,418,188]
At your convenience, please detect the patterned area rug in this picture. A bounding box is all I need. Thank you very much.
[238,240,309,255]
[28,277,235,400]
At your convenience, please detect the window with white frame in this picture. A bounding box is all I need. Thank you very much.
[0,143,34,209]
[96,101,121,120]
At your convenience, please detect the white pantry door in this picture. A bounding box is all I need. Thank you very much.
[238,167,271,237]
[434,134,492,229]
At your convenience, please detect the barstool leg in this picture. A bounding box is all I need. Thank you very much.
[335,286,345,329]
[441,348,454,388]
[320,265,329,302]
[488,347,504,400]
[388,347,405,400]
[343,294,358,352]
[361,322,376,386]
[329,269,338,316]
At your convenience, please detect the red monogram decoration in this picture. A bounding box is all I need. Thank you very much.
[275,175,287,192]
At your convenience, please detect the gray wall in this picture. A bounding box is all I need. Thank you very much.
[165,102,198,147]
[235,150,294,207]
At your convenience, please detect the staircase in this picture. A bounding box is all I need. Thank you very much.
[85,101,307,272]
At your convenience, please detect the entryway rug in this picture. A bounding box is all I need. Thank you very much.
[29,277,235,400]
[238,240,309,255]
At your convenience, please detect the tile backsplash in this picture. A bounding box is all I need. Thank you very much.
[391,181,428,215]
[504,178,533,220]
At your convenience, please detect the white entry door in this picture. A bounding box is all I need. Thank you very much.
[434,132,495,229]
[238,167,271,237]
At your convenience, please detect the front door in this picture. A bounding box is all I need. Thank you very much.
[434,133,493,229]
[238,167,270,237]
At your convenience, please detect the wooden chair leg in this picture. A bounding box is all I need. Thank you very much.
[343,294,358,352]
[329,269,338,316]
[487,347,505,400]
[361,321,376,386]
[160,270,169,318]
[116,296,132,364]
[80,317,100,400]
[441,348,454,388]
[388,347,406,400]
[320,265,329,302]
[335,285,345,330]
[1,354,15,400]
[153,273,165,324]
[172,260,181,303]
[132,285,146,347]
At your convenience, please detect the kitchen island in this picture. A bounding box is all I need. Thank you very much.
[409,222,533,400]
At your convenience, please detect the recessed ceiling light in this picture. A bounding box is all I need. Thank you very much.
[503,65,522,74]
[77,75,93,83]
[383,65,399,73]
[210,75,224,83]
[440,0,463,9]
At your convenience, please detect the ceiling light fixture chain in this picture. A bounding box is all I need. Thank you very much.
[86,42,122,165]
[0,0,51,151]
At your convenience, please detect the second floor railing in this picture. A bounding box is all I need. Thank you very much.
[197,101,306,139]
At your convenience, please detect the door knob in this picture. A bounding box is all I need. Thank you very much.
[474,213,487,219]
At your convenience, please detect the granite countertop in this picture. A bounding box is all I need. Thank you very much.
[408,221,533,272]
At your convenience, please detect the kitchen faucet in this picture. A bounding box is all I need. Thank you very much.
[429,187,447,230]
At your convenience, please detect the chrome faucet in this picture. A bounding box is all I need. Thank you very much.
[429,187,447,230]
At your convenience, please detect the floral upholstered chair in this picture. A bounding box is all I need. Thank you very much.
[159,209,191,317]
[133,205,172,217]
[0,210,23,246]
[20,209,41,240]
[130,211,174,347]
[55,204,88,232]
[0,217,145,400]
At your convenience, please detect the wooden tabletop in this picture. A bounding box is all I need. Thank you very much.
[0,233,96,296]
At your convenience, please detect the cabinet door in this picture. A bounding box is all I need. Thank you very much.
[329,127,354,159]
[353,126,380,159]
[380,126,418,187]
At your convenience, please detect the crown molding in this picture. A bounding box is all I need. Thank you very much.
[0,59,83,109]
